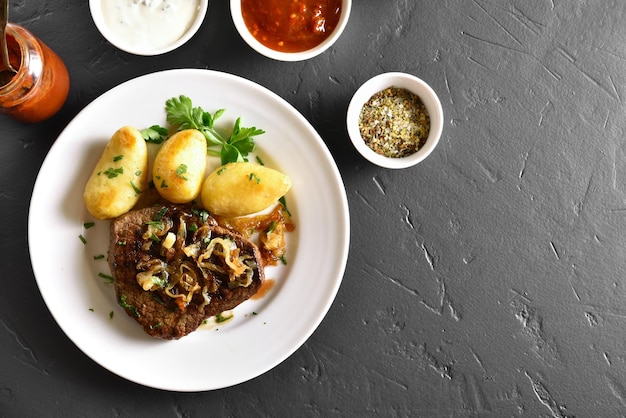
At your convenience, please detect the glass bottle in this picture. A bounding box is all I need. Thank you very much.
[0,23,70,123]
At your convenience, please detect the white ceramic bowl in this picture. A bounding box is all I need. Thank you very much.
[89,0,208,56]
[230,0,351,61]
[346,72,444,169]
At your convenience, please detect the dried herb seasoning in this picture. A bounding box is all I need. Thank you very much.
[358,87,430,158]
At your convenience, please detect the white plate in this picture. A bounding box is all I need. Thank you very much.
[28,69,350,391]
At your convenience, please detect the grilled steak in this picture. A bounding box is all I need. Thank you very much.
[108,204,264,339]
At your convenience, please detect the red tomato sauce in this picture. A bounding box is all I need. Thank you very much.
[0,24,70,123]
[241,0,342,53]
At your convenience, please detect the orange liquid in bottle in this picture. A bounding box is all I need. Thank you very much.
[0,23,70,123]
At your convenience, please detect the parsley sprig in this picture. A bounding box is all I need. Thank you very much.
[155,95,265,165]
[141,125,169,144]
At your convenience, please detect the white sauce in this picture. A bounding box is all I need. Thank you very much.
[101,0,200,52]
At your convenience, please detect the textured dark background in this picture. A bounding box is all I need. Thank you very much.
[3,0,626,416]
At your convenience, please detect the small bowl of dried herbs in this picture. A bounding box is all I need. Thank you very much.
[346,72,443,169]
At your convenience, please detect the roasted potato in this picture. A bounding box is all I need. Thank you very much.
[152,129,207,203]
[83,126,149,220]
[201,161,292,217]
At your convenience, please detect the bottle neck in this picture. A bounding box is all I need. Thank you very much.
[0,23,38,101]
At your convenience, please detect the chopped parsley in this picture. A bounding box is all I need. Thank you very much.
[279,196,292,217]
[103,167,124,178]
[119,295,140,318]
[152,294,166,306]
[191,207,210,223]
[98,272,114,283]
[130,180,142,195]
[249,173,261,184]
[216,312,233,323]
[176,164,188,180]
[151,276,167,288]
[154,206,168,221]
[146,220,164,227]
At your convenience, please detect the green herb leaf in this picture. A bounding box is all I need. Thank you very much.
[154,206,168,221]
[119,295,140,318]
[151,276,167,288]
[103,167,124,178]
[176,164,188,180]
[216,312,233,323]
[191,207,210,223]
[98,272,114,283]
[165,95,204,130]
[152,294,166,305]
[130,180,142,195]
[279,196,292,217]
[249,172,261,184]
[221,143,242,165]
[230,118,263,152]
[141,125,169,144]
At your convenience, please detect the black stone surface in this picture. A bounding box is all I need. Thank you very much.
[3,1,625,416]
